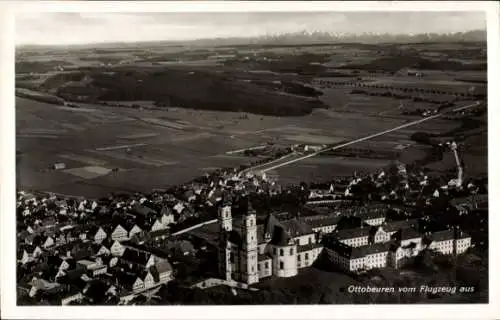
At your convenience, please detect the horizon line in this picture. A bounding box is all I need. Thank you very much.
[15,29,487,48]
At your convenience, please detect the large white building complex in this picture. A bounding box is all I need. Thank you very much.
[217,197,473,285]
[217,197,324,284]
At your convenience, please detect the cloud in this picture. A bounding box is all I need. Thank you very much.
[15,12,486,45]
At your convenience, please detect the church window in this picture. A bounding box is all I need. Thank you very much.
[305,253,309,260]
[279,261,284,270]
[280,249,284,256]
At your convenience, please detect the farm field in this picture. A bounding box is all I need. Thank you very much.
[16,87,475,197]
[16,39,487,198]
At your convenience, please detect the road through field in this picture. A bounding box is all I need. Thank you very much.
[253,101,481,174]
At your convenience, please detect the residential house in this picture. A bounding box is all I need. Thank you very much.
[110,240,126,257]
[150,219,165,232]
[60,287,85,305]
[55,233,67,247]
[128,224,143,239]
[141,270,157,290]
[120,248,157,269]
[42,235,55,249]
[149,259,173,284]
[95,243,111,256]
[28,277,61,298]
[93,227,108,244]
[111,224,129,242]
[77,258,108,277]
[116,273,144,294]
[20,245,43,265]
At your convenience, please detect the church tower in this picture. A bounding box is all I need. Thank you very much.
[219,195,233,232]
[218,194,233,281]
[240,198,259,284]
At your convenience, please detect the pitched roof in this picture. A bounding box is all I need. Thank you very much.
[450,194,488,207]
[116,272,141,290]
[132,204,157,217]
[121,248,151,266]
[382,219,419,233]
[455,230,471,239]
[263,213,281,237]
[72,243,96,260]
[297,243,323,253]
[304,216,341,229]
[393,227,421,241]
[341,203,388,217]
[430,229,455,242]
[257,214,315,246]
[324,238,392,259]
[269,225,292,246]
[362,242,393,255]
[151,259,172,274]
[324,240,364,259]
[280,219,314,237]
[334,227,370,240]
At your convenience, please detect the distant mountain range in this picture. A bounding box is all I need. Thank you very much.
[18,29,486,49]
[193,29,487,46]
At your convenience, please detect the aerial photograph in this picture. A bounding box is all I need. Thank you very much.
[14,11,488,305]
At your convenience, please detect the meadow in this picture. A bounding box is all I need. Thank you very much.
[15,41,487,197]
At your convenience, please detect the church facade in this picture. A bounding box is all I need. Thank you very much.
[217,198,324,285]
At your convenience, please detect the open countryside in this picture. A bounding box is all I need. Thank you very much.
[14,11,488,308]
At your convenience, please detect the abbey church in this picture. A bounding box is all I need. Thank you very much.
[217,196,324,285]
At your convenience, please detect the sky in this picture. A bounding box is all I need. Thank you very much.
[15,12,487,46]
